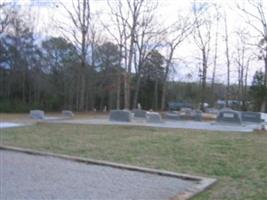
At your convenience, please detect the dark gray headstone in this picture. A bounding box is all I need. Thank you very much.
[241,112,262,123]
[132,109,147,118]
[109,110,132,122]
[216,108,242,124]
[62,110,74,118]
[180,108,192,120]
[164,112,180,120]
[193,110,202,121]
[30,110,45,120]
[146,112,162,123]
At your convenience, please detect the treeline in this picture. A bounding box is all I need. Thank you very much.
[0,38,165,112]
[0,7,166,112]
[0,1,267,112]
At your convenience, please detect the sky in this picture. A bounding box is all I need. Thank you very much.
[1,0,266,85]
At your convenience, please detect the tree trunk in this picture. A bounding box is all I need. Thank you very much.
[200,51,207,112]
[133,73,141,109]
[154,80,158,110]
[108,90,113,111]
[161,82,167,111]
[263,51,267,112]
[211,9,219,106]
[124,72,129,109]
[161,52,173,111]
[124,31,135,109]
[224,15,230,107]
[116,73,121,109]
[79,70,85,111]
[211,34,218,106]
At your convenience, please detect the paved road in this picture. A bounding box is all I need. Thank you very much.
[0,150,198,200]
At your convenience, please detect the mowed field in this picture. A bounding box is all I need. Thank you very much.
[1,114,267,200]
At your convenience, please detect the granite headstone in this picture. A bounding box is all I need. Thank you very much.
[192,110,202,121]
[132,109,147,118]
[216,108,242,124]
[164,111,180,120]
[146,112,162,123]
[241,112,262,123]
[62,110,74,118]
[109,110,132,122]
[30,110,45,120]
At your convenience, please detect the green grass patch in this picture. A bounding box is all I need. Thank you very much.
[1,123,267,200]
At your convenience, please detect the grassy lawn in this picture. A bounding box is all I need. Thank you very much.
[1,122,267,200]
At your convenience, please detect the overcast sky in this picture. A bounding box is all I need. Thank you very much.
[1,0,266,85]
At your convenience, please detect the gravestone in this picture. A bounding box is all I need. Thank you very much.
[30,110,45,120]
[132,109,147,118]
[216,108,242,124]
[164,111,180,120]
[261,113,267,123]
[192,110,202,121]
[62,110,74,118]
[241,112,262,123]
[146,112,162,123]
[109,110,132,122]
[180,108,192,120]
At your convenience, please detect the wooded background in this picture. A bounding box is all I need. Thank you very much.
[0,0,266,112]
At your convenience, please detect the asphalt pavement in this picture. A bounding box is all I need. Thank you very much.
[0,150,198,200]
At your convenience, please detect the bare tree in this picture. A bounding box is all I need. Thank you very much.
[211,5,221,106]
[60,0,91,111]
[223,11,231,107]
[104,0,128,109]
[234,29,254,110]
[106,0,152,109]
[192,3,212,111]
[238,0,267,111]
[132,2,163,109]
[0,2,10,34]
[160,15,193,110]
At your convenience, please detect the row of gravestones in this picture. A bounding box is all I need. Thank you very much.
[109,109,163,123]
[216,108,263,124]
[109,109,203,123]
[110,108,264,125]
[30,110,74,120]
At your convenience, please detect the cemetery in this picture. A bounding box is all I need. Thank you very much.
[1,113,267,200]
[1,108,267,199]
[1,0,267,199]
[33,108,264,133]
